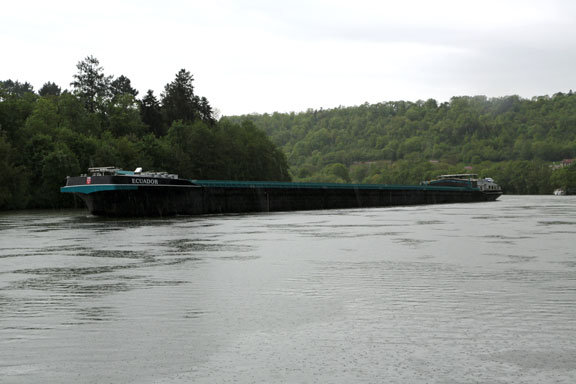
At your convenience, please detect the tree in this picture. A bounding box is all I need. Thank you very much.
[70,55,112,112]
[162,69,198,125]
[551,165,576,192]
[0,135,29,209]
[0,81,37,142]
[322,163,351,183]
[0,80,34,96]
[57,91,101,136]
[39,82,62,97]
[165,120,218,178]
[217,120,291,181]
[198,96,216,125]
[107,94,146,137]
[110,75,138,98]
[21,134,55,178]
[37,143,80,207]
[23,97,59,136]
[140,90,165,137]
[161,69,215,126]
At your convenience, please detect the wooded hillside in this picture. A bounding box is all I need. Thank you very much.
[227,93,576,194]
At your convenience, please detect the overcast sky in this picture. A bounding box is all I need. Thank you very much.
[3,0,576,116]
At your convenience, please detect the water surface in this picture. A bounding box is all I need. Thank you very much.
[1,196,575,383]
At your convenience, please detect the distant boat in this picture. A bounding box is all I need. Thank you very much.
[61,167,502,217]
[554,188,566,196]
[422,174,503,199]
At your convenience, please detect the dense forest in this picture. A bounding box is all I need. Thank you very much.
[0,56,290,210]
[227,93,576,194]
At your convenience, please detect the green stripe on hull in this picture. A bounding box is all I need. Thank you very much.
[60,185,139,194]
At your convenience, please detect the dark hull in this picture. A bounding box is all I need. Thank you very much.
[66,178,501,217]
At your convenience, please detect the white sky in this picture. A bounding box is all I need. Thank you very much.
[2,0,576,116]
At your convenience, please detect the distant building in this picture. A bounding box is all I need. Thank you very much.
[551,159,575,170]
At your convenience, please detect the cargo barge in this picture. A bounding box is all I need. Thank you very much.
[61,167,502,217]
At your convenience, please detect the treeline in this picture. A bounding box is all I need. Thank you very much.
[0,56,290,210]
[227,94,576,194]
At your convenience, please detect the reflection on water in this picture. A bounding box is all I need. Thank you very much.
[1,197,576,383]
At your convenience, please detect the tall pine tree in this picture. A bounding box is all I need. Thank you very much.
[161,69,215,126]
[70,55,112,113]
[140,90,165,137]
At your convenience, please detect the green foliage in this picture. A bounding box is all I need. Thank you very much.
[164,120,291,181]
[70,55,112,113]
[162,69,216,127]
[21,134,54,177]
[321,163,351,183]
[229,94,576,193]
[0,80,35,96]
[57,92,100,136]
[24,97,59,137]
[107,94,146,137]
[165,120,218,178]
[36,143,80,207]
[140,90,165,137]
[110,75,138,98]
[39,82,61,97]
[550,165,576,192]
[0,82,38,142]
[0,57,291,210]
[0,135,29,209]
[217,120,291,181]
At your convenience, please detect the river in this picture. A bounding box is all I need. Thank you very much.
[1,195,575,383]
